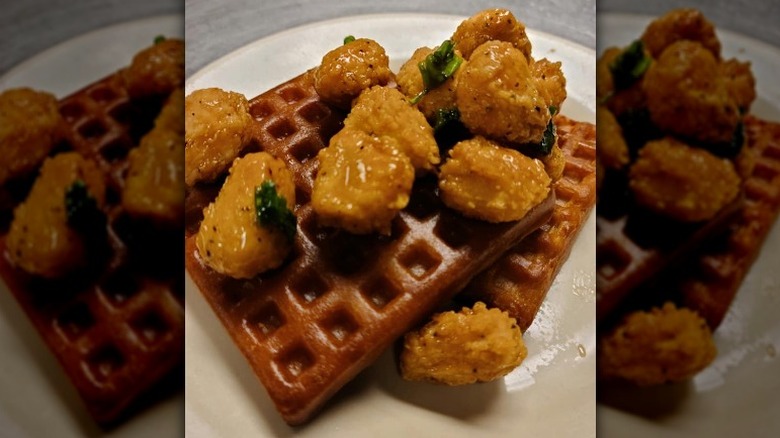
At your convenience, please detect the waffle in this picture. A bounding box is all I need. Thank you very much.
[0,73,184,425]
[184,70,556,425]
[595,154,743,322]
[460,115,597,331]
[670,116,780,329]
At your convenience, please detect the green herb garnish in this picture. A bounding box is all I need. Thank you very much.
[343,35,356,45]
[154,35,166,45]
[708,121,745,158]
[538,106,558,155]
[433,107,461,132]
[65,180,104,233]
[255,180,296,242]
[410,40,463,104]
[609,40,651,90]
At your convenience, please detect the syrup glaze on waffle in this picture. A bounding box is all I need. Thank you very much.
[461,115,596,331]
[0,73,184,425]
[184,71,556,425]
[670,116,780,329]
[595,157,743,322]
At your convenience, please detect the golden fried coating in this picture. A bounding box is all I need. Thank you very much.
[643,40,739,145]
[720,58,757,113]
[596,106,630,170]
[123,38,184,99]
[531,58,567,110]
[629,138,740,222]
[196,152,295,279]
[344,86,439,174]
[598,302,717,386]
[456,41,551,145]
[185,88,254,186]
[313,38,394,109]
[401,302,527,385]
[6,152,105,278]
[312,129,414,235]
[640,8,721,59]
[451,8,532,60]
[396,46,461,121]
[123,89,185,223]
[0,88,65,185]
[540,142,565,182]
[439,136,550,222]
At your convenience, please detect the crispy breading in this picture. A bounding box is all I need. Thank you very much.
[451,8,532,60]
[123,38,184,99]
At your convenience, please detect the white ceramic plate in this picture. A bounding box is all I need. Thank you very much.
[185,14,596,437]
[597,13,780,438]
[0,15,183,438]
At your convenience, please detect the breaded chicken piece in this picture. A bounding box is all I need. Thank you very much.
[123,89,185,223]
[344,86,440,174]
[451,8,532,60]
[312,129,414,235]
[531,58,567,111]
[401,302,527,385]
[640,8,721,59]
[313,38,394,110]
[196,152,295,279]
[6,152,105,278]
[396,46,462,122]
[629,137,740,222]
[596,106,630,170]
[540,142,565,182]
[185,88,254,186]
[719,58,756,113]
[597,47,648,118]
[439,136,550,222]
[0,88,65,185]
[643,40,739,145]
[123,38,184,99]
[598,302,717,386]
[456,41,550,145]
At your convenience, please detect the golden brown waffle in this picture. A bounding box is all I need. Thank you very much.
[672,116,780,329]
[184,71,556,425]
[595,151,743,322]
[0,73,183,425]
[461,115,596,331]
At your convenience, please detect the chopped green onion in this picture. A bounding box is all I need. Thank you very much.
[409,40,463,105]
[433,107,461,132]
[255,181,296,242]
[343,35,356,45]
[154,35,166,45]
[65,180,104,232]
[609,40,651,90]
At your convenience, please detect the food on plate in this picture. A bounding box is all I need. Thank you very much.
[185,7,594,425]
[629,137,741,222]
[313,37,394,109]
[401,302,527,385]
[0,88,65,185]
[123,37,184,99]
[598,302,717,386]
[185,87,254,186]
[312,129,414,235]
[439,136,551,222]
[0,38,184,425]
[197,152,296,278]
[596,9,778,388]
[6,152,105,278]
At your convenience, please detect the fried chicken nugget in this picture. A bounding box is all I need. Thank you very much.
[629,137,740,222]
[185,88,253,186]
[0,88,65,185]
[312,129,414,235]
[598,302,717,386]
[439,136,550,223]
[640,8,721,59]
[720,58,757,113]
[344,86,440,174]
[401,302,527,385]
[123,89,184,223]
[451,8,532,60]
[531,58,567,111]
[456,41,550,145]
[196,152,295,279]
[314,38,394,110]
[596,106,630,170]
[123,38,184,99]
[643,40,739,145]
[6,152,105,278]
[396,46,461,122]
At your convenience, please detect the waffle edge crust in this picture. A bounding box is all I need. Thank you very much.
[184,71,561,425]
[0,73,184,425]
